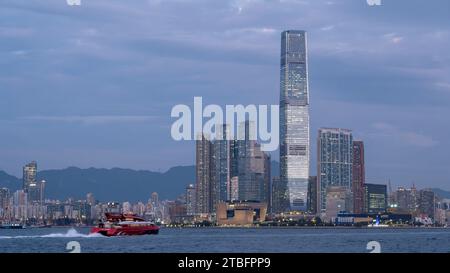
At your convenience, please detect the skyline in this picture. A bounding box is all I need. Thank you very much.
[1,0,450,190]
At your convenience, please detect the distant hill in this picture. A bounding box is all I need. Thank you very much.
[0,166,195,202]
[0,160,280,202]
[431,188,450,199]
[36,166,195,202]
[3,162,449,202]
[0,170,21,191]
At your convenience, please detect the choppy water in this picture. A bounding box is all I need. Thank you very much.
[1,227,449,253]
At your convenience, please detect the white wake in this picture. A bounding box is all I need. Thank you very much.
[0,228,104,239]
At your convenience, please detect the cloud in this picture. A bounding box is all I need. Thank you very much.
[320,25,335,31]
[20,115,157,125]
[383,33,404,44]
[371,122,438,148]
[435,82,450,92]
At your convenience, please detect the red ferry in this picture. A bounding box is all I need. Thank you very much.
[90,213,160,237]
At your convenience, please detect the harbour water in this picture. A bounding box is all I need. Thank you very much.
[1,227,449,253]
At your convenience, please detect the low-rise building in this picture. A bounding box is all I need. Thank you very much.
[216,201,267,226]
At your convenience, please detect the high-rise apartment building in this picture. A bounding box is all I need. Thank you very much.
[352,141,365,214]
[317,128,353,213]
[186,184,196,216]
[196,134,213,214]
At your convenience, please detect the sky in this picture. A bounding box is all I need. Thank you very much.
[0,0,449,190]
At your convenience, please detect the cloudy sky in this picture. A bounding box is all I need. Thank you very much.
[1,0,449,189]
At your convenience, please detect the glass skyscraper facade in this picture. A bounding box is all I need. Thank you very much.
[280,30,310,211]
[213,124,231,202]
[235,121,270,202]
[23,161,37,191]
[317,128,353,213]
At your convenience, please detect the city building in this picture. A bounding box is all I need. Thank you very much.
[235,121,270,202]
[279,30,310,212]
[22,161,45,204]
[168,201,188,224]
[86,192,95,206]
[317,128,353,213]
[395,186,419,215]
[23,161,37,191]
[364,183,387,214]
[212,124,231,202]
[150,192,159,206]
[216,201,267,226]
[186,184,196,216]
[196,134,214,214]
[352,141,365,214]
[0,188,10,218]
[27,179,45,205]
[419,189,436,220]
[13,190,28,221]
[324,186,353,222]
[271,176,288,214]
[230,176,239,201]
[307,176,318,214]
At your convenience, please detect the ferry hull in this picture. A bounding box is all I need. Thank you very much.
[90,225,159,237]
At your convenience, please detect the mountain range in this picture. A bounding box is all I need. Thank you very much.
[2,162,450,202]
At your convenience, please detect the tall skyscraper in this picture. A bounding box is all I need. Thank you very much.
[23,161,37,192]
[352,141,365,214]
[279,30,310,211]
[22,161,45,204]
[212,124,231,202]
[196,134,213,214]
[317,128,353,213]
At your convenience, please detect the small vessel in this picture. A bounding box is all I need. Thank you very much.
[0,223,26,229]
[90,213,160,237]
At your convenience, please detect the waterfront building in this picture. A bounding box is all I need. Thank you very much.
[352,141,365,214]
[235,121,270,202]
[271,176,288,213]
[364,183,387,214]
[419,189,436,220]
[317,128,353,213]
[395,186,419,215]
[186,184,196,216]
[196,134,214,214]
[324,186,353,222]
[279,30,310,212]
[216,201,267,226]
[212,124,231,203]
[307,176,318,214]
[0,188,10,218]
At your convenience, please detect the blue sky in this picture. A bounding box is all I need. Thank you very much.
[0,0,449,189]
